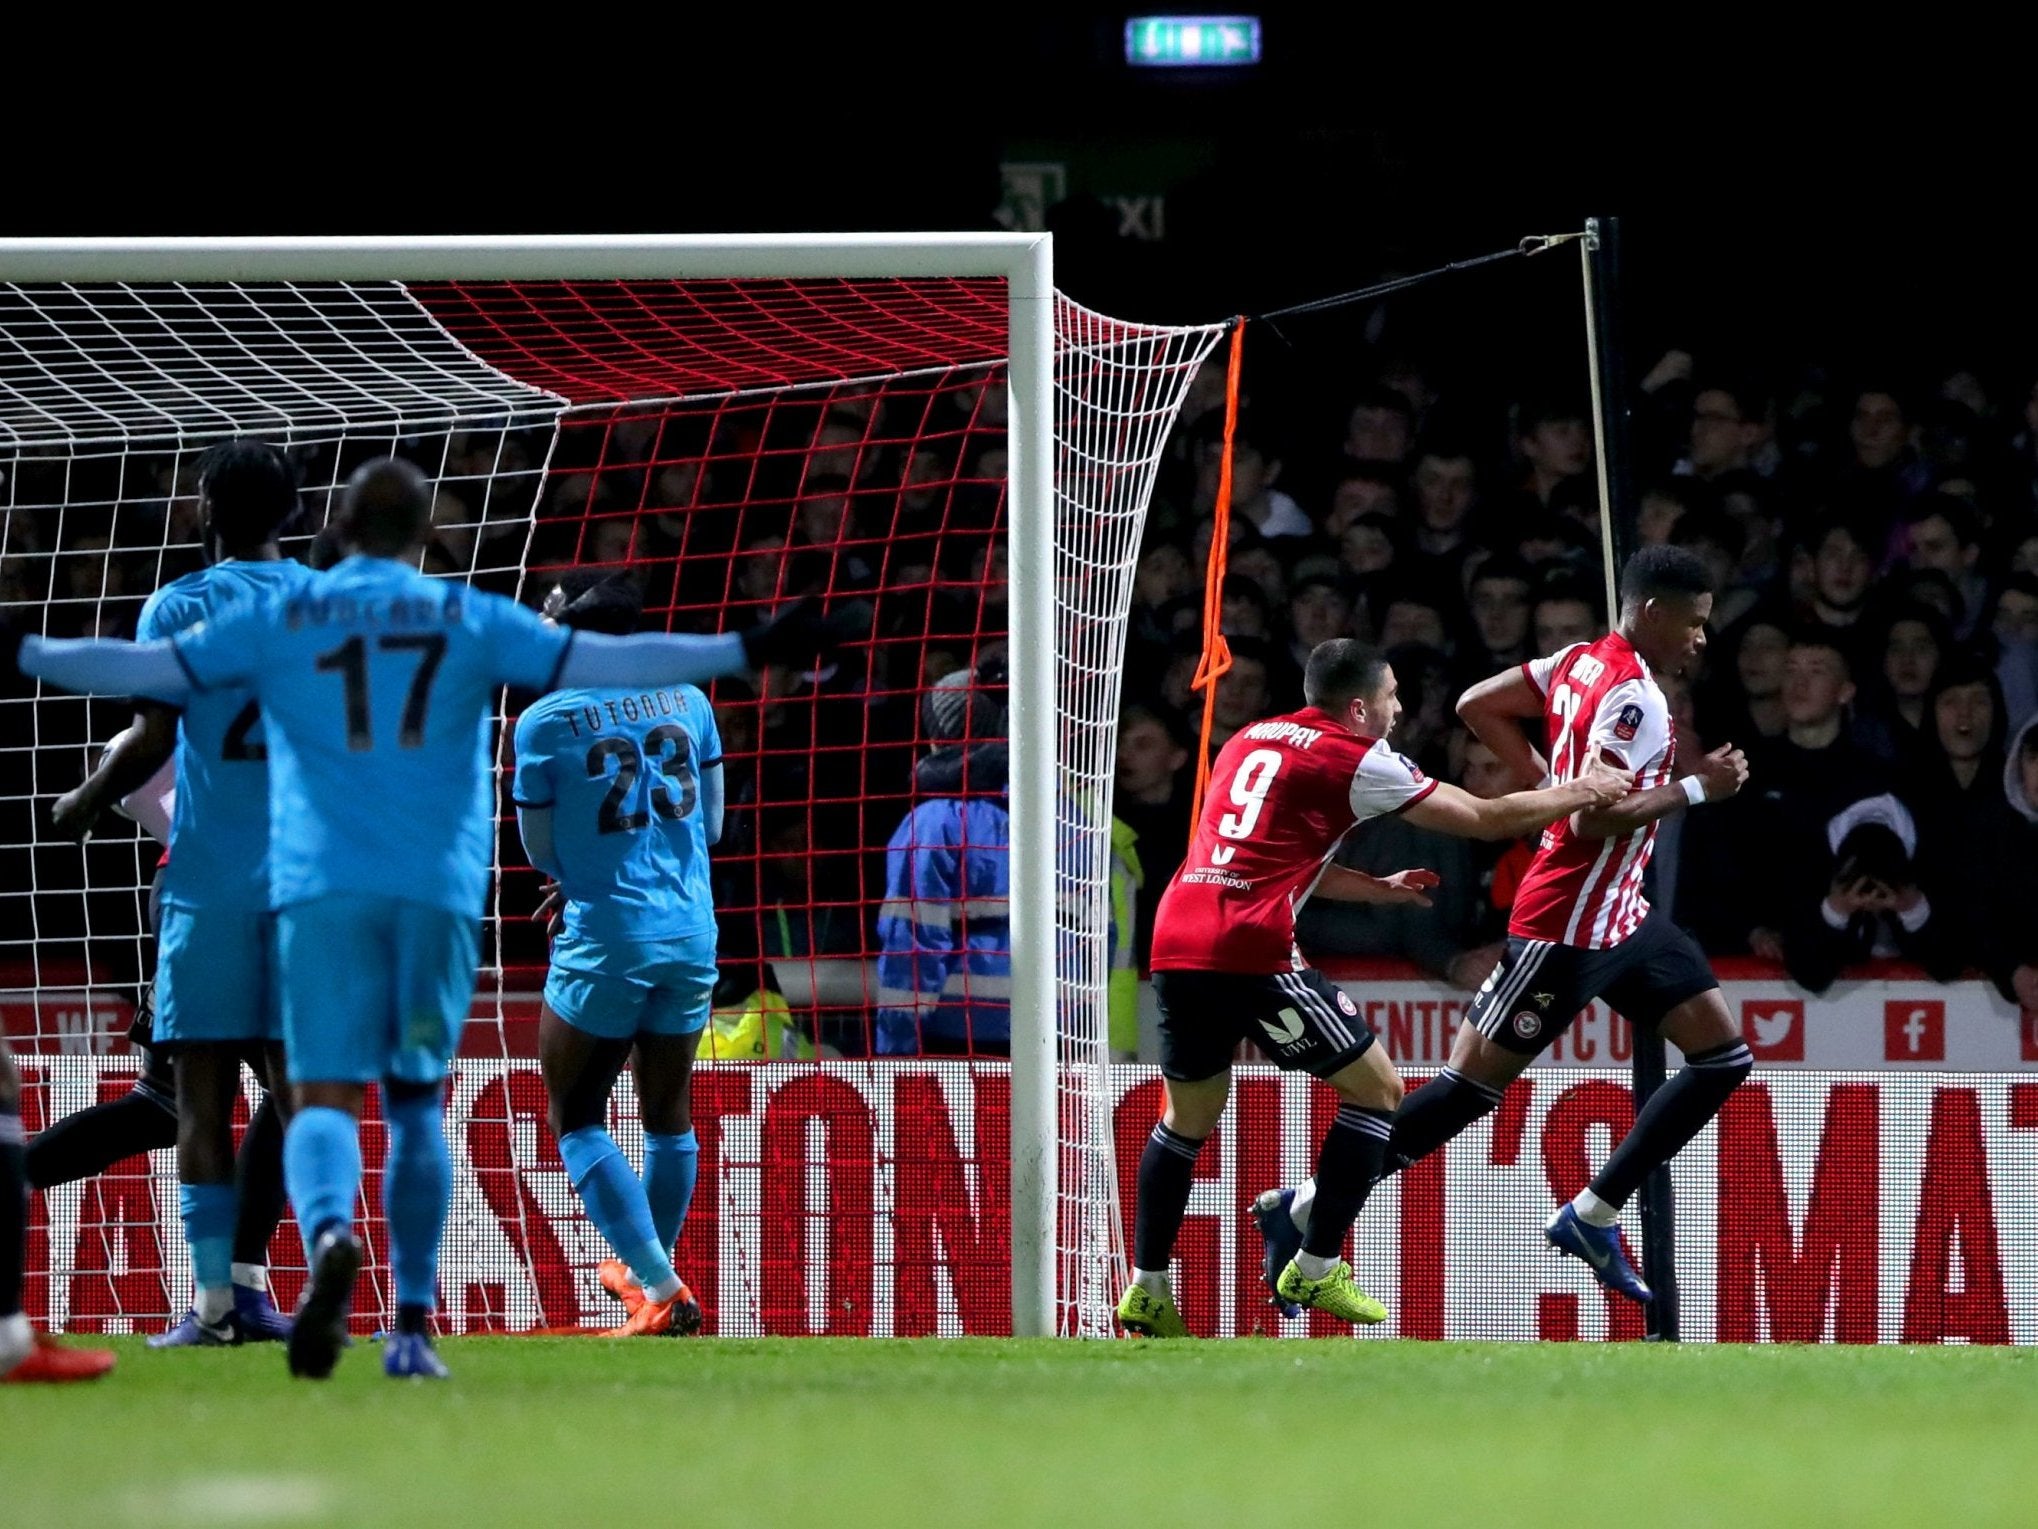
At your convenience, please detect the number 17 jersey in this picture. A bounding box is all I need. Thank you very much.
[1150,706,1436,974]
[512,684,722,946]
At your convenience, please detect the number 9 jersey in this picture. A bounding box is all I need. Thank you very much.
[512,683,722,946]
[1149,706,1436,974]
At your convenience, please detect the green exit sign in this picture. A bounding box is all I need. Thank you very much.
[1124,16,1262,67]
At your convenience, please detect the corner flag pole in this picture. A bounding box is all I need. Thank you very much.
[1580,214,1681,1341]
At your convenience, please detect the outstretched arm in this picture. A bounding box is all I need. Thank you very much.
[1402,764,1629,842]
[50,705,180,842]
[554,630,750,691]
[1313,865,1441,906]
[1456,664,1550,789]
[547,598,861,694]
[16,636,194,705]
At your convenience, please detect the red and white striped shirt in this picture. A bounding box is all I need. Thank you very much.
[1508,633,1676,949]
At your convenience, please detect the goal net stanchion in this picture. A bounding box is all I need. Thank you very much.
[0,236,1224,1339]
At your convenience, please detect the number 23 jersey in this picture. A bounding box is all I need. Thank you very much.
[512,684,722,946]
[1150,707,1437,975]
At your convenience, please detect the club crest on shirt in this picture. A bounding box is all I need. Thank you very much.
[1336,989,1358,1017]
[1512,1011,1543,1039]
[1613,703,1643,741]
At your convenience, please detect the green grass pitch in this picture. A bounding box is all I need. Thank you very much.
[6,1337,2037,1527]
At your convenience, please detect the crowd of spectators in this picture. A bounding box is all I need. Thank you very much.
[1118,354,2038,1012]
[7,340,2038,1059]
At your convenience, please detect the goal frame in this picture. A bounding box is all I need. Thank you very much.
[0,232,1063,1339]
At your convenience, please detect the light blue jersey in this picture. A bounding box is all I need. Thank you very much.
[138,558,319,912]
[170,554,571,918]
[512,684,722,945]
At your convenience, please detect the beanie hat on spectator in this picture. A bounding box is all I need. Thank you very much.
[922,657,1009,745]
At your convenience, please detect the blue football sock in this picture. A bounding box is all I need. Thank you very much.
[384,1091,453,1314]
[282,1106,361,1261]
[642,1130,699,1257]
[559,1126,676,1295]
[179,1181,237,1314]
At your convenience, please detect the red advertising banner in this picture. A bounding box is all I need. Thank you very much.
[18,1058,2036,1343]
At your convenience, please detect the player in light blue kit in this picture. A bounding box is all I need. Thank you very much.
[513,571,720,1339]
[82,442,313,1346]
[6,457,847,1381]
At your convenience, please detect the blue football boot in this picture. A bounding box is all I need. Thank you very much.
[147,1308,240,1348]
[383,1331,450,1380]
[1249,1188,1304,1319]
[231,1282,294,1342]
[1544,1204,1654,1303]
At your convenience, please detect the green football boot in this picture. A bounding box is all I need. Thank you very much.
[1275,1259,1389,1326]
[1115,1281,1190,1338]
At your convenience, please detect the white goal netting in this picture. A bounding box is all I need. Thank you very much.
[0,263,1222,1337]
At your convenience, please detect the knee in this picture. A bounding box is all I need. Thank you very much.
[642,1097,691,1137]
[293,1082,365,1118]
[548,1098,601,1141]
[383,1079,443,1129]
[1336,1069,1403,1113]
[1162,1087,1227,1140]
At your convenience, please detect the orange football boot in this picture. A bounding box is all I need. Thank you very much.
[2,1332,117,1383]
[604,1279,704,1337]
[597,1258,647,1317]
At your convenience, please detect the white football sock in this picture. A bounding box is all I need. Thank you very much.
[1288,1179,1316,1233]
[196,1285,235,1325]
[231,1262,268,1291]
[1293,1251,1338,1281]
[1132,1268,1170,1296]
[645,1272,684,1304]
[0,1311,34,1375]
[1571,1188,1621,1228]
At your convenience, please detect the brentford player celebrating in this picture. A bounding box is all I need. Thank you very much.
[1257,545,1751,1309]
[1117,639,1626,1337]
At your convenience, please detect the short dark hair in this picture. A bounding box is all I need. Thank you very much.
[1816,518,1876,558]
[1333,461,1402,494]
[1853,381,1912,418]
[541,569,644,636]
[1906,492,1981,549]
[1788,625,1854,677]
[1532,576,1601,618]
[1121,701,1191,751]
[1303,638,1389,711]
[1619,544,1713,608]
[338,457,431,557]
[1349,386,1415,425]
[1696,377,1768,423]
[1194,406,1282,461]
[1518,396,1587,436]
[198,439,298,550]
[1469,554,1535,593]
[1671,509,1748,564]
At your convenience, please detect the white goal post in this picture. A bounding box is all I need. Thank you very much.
[0,234,1225,1339]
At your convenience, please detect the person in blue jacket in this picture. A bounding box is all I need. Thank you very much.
[875,659,1012,1055]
